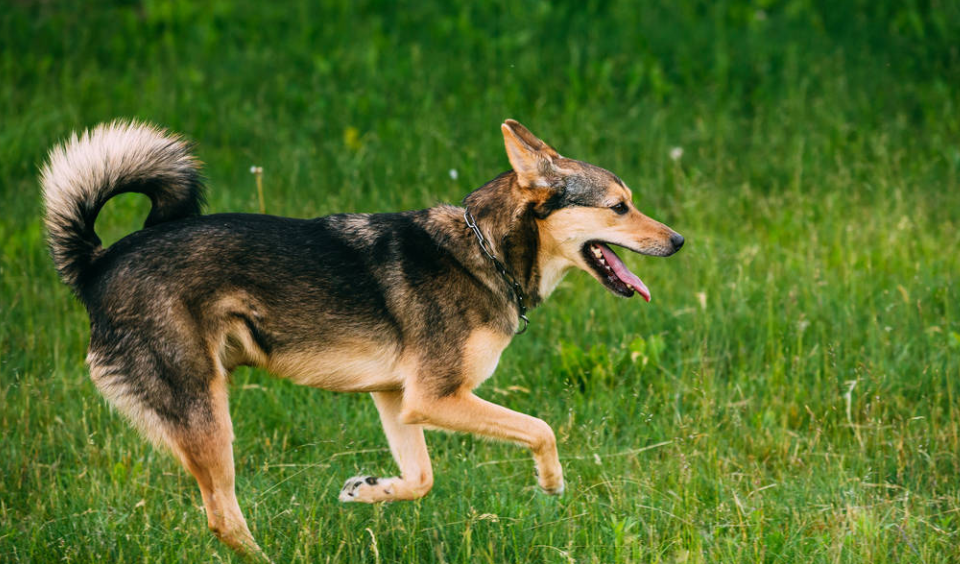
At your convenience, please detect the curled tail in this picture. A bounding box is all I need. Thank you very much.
[40,120,205,295]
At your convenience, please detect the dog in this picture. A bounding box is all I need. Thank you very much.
[41,119,683,557]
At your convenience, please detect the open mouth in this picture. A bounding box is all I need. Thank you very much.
[581,242,651,302]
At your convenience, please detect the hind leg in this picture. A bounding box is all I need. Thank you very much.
[168,379,265,559]
[339,390,433,503]
[90,350,265,559]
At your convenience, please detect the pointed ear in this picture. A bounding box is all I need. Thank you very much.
[503,119,560,159]
[501,120,559,187]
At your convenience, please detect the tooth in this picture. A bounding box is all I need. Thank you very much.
[592,246,602,258]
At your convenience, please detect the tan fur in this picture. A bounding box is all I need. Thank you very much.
[502,122,554,187]
[340,391,434,502]
[267,342,404,393]
[399,388,563,494]
[209,294,408,393]
[538,203,678,290]
[459,328,513,390]
[170,376,263,558]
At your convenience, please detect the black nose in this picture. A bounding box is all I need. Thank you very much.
[670,232,685,250]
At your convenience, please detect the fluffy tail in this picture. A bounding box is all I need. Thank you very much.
[40,120,205,294]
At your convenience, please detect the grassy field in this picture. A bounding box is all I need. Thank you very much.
[2,1,959,562]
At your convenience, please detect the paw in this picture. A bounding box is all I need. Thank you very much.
[540,479,564,495]
[535,467,565,496]
[339,475,395,503]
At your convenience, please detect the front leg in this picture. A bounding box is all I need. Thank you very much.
[401,391,564,495]
[340,390,434,503]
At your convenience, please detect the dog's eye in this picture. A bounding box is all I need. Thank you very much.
[611,202,629,215]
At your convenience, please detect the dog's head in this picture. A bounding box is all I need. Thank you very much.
[501,119,683,302]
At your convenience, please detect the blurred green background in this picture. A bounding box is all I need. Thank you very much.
[1,1,959,562]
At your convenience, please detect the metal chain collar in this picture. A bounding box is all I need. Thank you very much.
[463,208,529,334]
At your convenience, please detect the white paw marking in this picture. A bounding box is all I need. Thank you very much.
[339,475,380,502]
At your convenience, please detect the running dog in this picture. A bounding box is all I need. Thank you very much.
[41,119,683,557]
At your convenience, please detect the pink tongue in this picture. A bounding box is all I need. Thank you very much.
[599,244,651,302]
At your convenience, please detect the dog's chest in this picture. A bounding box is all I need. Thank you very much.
[459,328,513,390]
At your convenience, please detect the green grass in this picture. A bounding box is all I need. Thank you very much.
[2,1,960,562]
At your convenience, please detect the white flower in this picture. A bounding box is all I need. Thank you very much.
[669,147,683,162]
[250,165,263,174]
[448,168,458,180]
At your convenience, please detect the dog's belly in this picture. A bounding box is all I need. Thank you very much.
[266,342,405,393]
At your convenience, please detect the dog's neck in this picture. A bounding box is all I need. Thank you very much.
[461,171,551,308]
